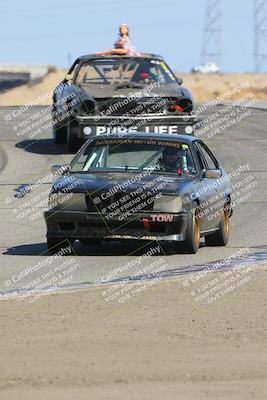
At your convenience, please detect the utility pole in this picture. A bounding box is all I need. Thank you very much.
[254,0,267,71]
[201,0,223,66]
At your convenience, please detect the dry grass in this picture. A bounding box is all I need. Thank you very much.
[0,70,266,106]
[0,70,66,106]
[179,73,267,101]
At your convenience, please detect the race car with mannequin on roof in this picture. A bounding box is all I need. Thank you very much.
[52,53,195,152]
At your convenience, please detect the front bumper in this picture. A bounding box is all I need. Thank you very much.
[44,211,188,242]
[75,114,196,138]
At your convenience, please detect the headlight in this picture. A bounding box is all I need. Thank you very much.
[153,195,183,212]
[83,126,92,136]
[48,192,87,211]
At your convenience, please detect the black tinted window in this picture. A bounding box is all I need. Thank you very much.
[194,142,218,170]
[75,59,177,86]
[193,142,206,169]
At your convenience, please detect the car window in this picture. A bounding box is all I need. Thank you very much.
[70,139,197,175]
[74,59,177,86]
[198,141,219,169]
[192,142,206,170]
[194,142,218,170]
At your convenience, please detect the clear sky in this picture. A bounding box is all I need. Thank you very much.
[0,0,255,72]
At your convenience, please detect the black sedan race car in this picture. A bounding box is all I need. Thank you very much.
[52,54,195,152]
[44,133,232,254]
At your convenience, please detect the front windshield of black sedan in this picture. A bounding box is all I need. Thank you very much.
[70,138,197,175]
[74,59,177,86]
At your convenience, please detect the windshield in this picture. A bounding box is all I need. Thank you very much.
[70,138,196,175]
[75,59,177,86]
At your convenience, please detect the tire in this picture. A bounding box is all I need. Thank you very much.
[47,237,74,255]
[79,238,102,246]
[205,208,230,246]
[0,145,8,174]
[175,205,201,254]
[184,206,201,253]
[67,125,83,153]
[52,123,67,144]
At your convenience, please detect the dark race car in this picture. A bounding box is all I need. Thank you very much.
[44,133,232,254]
[52,54,195,152]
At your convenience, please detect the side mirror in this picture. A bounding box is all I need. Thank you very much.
[51,164,69,174]
[177,77,183,85]
[203,169,222,179]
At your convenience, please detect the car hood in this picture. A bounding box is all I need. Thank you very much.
[52,172,197,197]
[76,83,182,99]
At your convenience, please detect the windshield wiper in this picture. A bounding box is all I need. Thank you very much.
[115,81,145,90]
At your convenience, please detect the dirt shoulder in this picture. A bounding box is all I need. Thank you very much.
[0,264,266,400]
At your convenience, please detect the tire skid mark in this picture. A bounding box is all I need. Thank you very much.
[1,247,267,299]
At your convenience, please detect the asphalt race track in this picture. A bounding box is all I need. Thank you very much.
[0,103,267,296]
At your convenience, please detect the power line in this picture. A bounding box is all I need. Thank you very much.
[254,0,267,71]
[201,0,223,66]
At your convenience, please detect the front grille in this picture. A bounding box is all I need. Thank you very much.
[95,97,168,116]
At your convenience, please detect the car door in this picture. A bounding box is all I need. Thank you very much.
[194,140,224,229]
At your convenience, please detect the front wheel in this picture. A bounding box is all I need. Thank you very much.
[52,123,67,144]
[175,206,201,254]
[67,125,83,153]
[205,208,230,246]
[184,207,201,253]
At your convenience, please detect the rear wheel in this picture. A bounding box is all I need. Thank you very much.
[205,208,230,246]
[67,125,83,153]
[47,237,74,254]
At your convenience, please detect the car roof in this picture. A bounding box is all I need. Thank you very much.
[75,53,164,63]
[90,132,198,144]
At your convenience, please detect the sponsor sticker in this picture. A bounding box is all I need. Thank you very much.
[160,62,176,81]
[150,215,174,222]
[94,125,182,135]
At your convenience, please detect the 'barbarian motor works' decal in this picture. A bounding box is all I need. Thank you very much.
[95,138,185,148]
